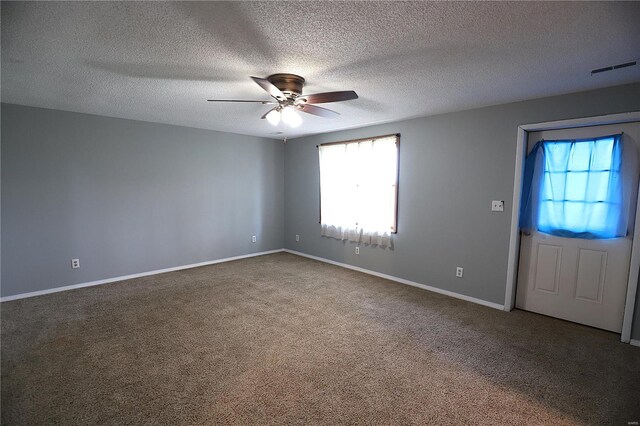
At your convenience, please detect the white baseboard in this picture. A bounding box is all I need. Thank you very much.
[0,249,284,302]
[630,339,640,348]
[283,249,504,311]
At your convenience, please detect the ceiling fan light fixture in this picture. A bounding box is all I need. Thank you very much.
[265,108,281,126]
[208,74,357,128]
[282,106,302,128]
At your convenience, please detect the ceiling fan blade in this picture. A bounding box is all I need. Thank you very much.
[207,99,275,104]
[298,90,358,104]
[250,76,286,101]
[298,104,340,118]
[261,106,279,119]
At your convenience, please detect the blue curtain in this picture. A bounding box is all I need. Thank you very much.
[520,134,638,239]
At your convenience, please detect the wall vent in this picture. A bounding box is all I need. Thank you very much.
[591,60,637,75]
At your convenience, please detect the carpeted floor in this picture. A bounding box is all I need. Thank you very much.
[1,252,639,425]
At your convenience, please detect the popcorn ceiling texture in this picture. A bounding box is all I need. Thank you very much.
[2,1,639,139]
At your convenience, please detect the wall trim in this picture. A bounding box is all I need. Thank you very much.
[630,339,640,348]
[2,247,505,311]
[284,249,504,310]
[503,125,527,312]
[0,249,284,302]
[622,184,640,343]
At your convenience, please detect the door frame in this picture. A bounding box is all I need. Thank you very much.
[503,111,640,343]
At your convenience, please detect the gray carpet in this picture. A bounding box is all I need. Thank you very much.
[2,252,639,425]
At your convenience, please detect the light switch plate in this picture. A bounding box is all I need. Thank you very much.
[491,200,504,212]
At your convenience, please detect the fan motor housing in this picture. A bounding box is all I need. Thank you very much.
[267,73,305,98]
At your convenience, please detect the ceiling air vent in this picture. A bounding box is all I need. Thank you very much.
[591,60,637,75]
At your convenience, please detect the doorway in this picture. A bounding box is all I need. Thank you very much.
[504,112,640,343]
[515,123,639,333]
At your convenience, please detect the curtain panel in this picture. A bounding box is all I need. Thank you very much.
[520,134,638,239]
[318,135,398,248]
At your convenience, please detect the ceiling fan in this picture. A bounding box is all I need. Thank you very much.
[207,74,358,128]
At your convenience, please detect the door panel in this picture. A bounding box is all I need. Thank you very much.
[533,244,562,294]
[517,231,632,333]
[575,249,606,303]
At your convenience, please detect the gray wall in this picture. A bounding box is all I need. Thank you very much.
[3,84,640,340]
[283,83,640,338]
[1,103,284,297]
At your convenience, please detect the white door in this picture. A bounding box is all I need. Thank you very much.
[517,231,632,332]
[516,123,640,333]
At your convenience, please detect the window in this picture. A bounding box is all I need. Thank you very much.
[318,134,399,247]
[520,133,638,239]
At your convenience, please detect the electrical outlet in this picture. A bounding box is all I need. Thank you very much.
[456,267,463,278]
[71,259,80,269]
[295,234,300,242]
[355,247,360,255]
[252,235,257,243]
[491,200,504,212]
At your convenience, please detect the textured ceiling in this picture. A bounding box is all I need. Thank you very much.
[2,1,639,139]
